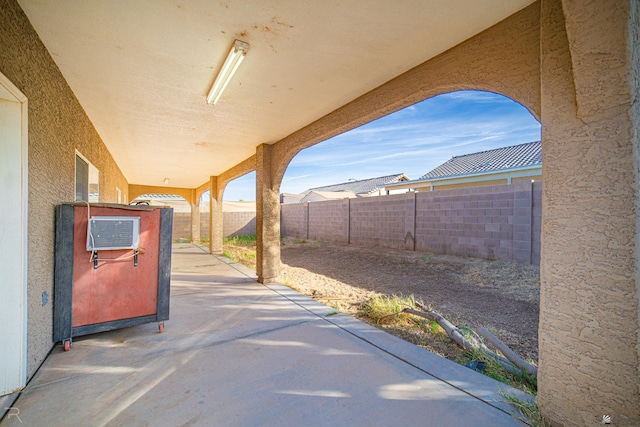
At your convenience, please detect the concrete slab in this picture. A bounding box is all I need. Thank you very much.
[1,244,531,426]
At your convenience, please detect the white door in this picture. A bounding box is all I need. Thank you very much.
[0,76,28,396]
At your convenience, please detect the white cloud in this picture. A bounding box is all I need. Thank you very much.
[222,90,541,201]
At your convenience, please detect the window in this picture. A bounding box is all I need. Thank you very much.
[75,152,99,202]
[116,187,122,204]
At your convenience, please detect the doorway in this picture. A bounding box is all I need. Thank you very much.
[0,73,28,396]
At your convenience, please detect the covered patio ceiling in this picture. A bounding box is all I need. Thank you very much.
[18,0,534,189]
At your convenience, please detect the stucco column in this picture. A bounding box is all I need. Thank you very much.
[256,144,280,283]
[538,1,640,426]
[209,176,223,254]
[190,203,200,243]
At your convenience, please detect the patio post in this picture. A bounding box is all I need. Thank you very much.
[256,143,280,283]
[190,188,200,243]
[209,176,223,254]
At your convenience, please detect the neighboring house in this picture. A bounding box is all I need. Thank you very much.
[300,190,357,203]
[384,141,541,192]
[280,193,304,204]
[283,173,410,203]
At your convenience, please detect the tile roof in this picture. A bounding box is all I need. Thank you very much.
[306,173,409,196]
[420,141,541,180]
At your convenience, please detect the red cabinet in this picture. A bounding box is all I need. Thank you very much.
[54,203,172,350]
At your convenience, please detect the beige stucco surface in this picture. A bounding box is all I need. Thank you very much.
[538,0,640,425]
[0,0,128,377]
[2,0,640,425]
[269,2,541,188]
[256,144,281,283]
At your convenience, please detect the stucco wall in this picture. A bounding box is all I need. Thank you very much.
[0,0,129,377]
[538,0,640,425]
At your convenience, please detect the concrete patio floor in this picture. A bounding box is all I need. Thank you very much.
[1,244,532,426]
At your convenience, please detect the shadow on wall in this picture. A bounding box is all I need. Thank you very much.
[198,211,257,240]
[224,212,256,238]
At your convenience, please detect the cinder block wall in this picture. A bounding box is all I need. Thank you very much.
[414,181,540,263]
[531,182,542,264]
[309,199,349,243]
[195,211,258,240]
[172,212,192,240]
[281,182,542,265]
[281,203,307,238]
[350,195,408,249]
[223,212,256,237]
[200,212,210,240]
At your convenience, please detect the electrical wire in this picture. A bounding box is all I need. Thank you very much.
[78,200,97,263]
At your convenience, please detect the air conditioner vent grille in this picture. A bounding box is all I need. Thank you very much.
[87,216,140,251]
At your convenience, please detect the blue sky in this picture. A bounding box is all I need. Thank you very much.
[222,90,541,201]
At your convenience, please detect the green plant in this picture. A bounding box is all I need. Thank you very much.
[362,294,417,326]
[223,234,256,245]
[222,250,232,258]
[428,319,443,335]
[420,253,434,263]
[460,347,537,395]
[499,391,548,427]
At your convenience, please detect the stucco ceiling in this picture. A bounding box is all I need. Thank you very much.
[18,0,535,189]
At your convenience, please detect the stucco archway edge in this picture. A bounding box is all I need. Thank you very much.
[128,184,195,205]
[267,2,541,189]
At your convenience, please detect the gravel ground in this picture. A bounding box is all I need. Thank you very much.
[278,239,540,363]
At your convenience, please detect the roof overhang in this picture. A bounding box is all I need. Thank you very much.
[17,0,536,189]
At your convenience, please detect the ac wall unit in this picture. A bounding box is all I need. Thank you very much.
[86,216,140,251]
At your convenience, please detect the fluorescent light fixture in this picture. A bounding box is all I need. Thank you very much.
[207,39,249,105]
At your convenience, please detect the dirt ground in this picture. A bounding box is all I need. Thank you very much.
[278,238,540,363]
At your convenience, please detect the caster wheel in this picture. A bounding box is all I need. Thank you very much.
[158,323,164,333]
[63,340,71,351]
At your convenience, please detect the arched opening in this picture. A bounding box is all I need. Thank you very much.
[198,190,211,244]
[131,193,191,242]
[223,172,256,202]
[275,89,541,386]
[281,90,540,195]
[220,172,257,239]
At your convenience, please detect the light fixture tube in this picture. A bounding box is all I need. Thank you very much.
[207,39,249,105]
